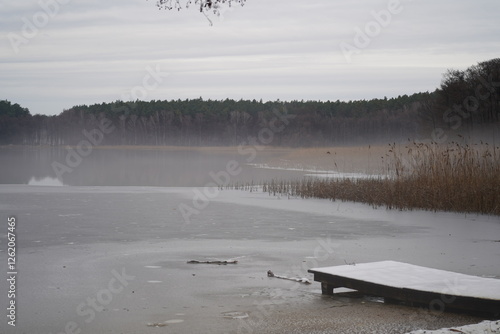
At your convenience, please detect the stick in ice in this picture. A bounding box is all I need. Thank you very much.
[187,260,238,264]
[267,270,311,284]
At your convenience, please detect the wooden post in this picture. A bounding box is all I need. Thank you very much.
[321,281,334,295]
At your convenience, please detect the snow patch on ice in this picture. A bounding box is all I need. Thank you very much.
[304,172,378,180]
[247,163,378,179]
[164,319,184,324]
[222,311,249,319]
[247,163,334,173]
[405,320,500,334]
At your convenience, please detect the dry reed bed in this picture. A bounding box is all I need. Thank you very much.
[231,142,500,215]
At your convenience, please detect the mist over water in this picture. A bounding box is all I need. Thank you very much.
[0,147,320,186]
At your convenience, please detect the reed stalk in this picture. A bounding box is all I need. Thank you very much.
[241,142,499,215]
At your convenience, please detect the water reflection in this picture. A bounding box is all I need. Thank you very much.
[0,147,312,187]
[28,176,64,186]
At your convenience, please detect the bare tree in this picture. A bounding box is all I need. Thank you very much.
[152,0,246,24]
[154,0,245,12]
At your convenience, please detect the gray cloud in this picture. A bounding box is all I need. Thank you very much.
[1,0,499,115]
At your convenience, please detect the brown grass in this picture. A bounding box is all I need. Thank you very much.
[231,142,500,215]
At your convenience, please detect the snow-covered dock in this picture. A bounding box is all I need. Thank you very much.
[308,261,500,315]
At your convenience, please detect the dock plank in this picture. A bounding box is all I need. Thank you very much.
[308,261,500,315]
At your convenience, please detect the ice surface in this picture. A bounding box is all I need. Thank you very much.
[0,185,498,334]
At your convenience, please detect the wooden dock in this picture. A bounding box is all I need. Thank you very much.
[308,261,500,315]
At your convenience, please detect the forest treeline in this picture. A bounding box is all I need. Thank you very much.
[1,58,499,147]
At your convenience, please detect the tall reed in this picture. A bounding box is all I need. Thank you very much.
[250,142,500,215]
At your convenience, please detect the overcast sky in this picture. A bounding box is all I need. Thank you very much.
[1,0,499,116]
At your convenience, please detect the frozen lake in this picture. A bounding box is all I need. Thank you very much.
[0,184,499,333]
[0,147,499,333]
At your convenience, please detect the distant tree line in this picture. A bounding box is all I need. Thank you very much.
[0,95,431,146]
[430,58,500,134]
[0,100,31,144]
[1,58,498,147]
